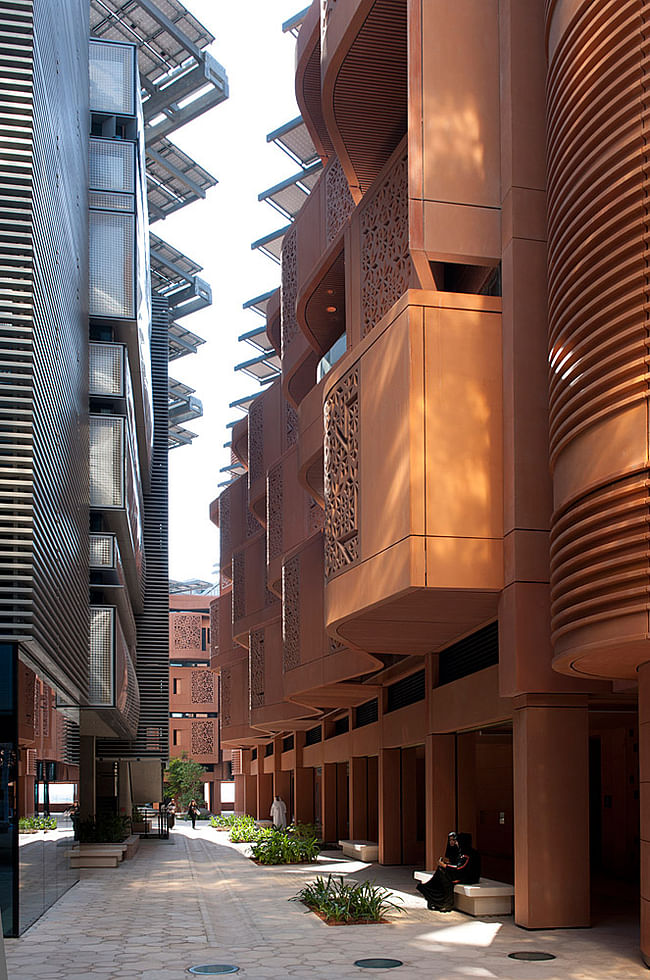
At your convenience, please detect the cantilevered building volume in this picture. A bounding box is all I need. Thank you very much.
[211,0,650,963]
[0,0,226,936]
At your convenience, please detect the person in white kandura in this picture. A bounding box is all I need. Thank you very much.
[270,795,287,829]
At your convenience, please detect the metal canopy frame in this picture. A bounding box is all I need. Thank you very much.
[251,225,291,264]
[234,351,281,383]
[146,136,217,221]
[282,6,311,37]
[266,116,319,168]
[90,0,227,142]
[258,161,323,220]
[238,324,275,354]
[242,288,277,318]
[168,321,205,360]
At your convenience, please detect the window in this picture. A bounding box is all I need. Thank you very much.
[172,678,179,695]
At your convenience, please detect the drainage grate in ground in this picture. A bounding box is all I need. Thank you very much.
[354,959,404,969]
[187,966,240,975]
[508,952,556,962]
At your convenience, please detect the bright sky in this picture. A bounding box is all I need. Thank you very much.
[162,1,304,584]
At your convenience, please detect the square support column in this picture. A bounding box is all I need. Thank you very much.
[425,734,456,870]
[321,762,337,843]
[349,757,368,840]
[242,774,256,816]
[79,735,96,819]
[513,696,589,928]
[294,767,314,824]
[379,748,401,864]
[256,771,273,822]
[274,770,291,821]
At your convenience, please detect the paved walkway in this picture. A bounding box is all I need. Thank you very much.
[4,824,645,979]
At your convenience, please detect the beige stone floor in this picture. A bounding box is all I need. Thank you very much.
[4,823,646,979]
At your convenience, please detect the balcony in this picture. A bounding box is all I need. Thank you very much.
[89,411,145,609]
[266,444,318,595]
[81,605,139,740]
[281,533,381,708]
[323,289,503,654]
[216,475,261,584]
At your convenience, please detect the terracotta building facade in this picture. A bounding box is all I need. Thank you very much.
[211,0,648,960]
[169,593,224,812]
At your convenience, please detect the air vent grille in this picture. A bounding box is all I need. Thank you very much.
[354,698,378,728]
[438,622,498,686]
[305,725,322,746]
[386,670,425,713]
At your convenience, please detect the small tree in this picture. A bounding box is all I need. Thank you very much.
[165,753,205,809]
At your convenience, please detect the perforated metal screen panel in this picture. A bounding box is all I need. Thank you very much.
[89,342,124,396]
[89,191,133,212]
[89,210,135,318]
[90,606,115,706]
[90,415,124,508]
[89,533,115,569]
[89,139,134,193]
[89,40,134,115]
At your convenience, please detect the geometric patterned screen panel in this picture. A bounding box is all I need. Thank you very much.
[89,210,135,319]
[90,414,125,509]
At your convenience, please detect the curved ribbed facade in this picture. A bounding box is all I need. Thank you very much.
[547,0,650,678]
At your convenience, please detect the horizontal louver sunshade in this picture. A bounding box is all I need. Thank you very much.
[90,605,115,706]
[89,532,116,569]
[90,415,124,508]
[305,725,322,746]
[89,39,135,115]
[282,735,294,752]
[89,211,135,318]
[385,670,425,713]
[438,621,498,686]
[355,698,378,728]
[89,342,124,396]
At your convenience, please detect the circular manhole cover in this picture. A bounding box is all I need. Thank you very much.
[508,952,556,962]
[188,967,240,976]
[354,959,404,970]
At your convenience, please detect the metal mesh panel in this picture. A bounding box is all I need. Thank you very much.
[89,211,135,318]
[89,533,115,568]
[89,40,134,115]
[89,139,134,193]
[90,415,124,508]
[90,606,115,705]
[89,342,124,396]
[89,191,133,211]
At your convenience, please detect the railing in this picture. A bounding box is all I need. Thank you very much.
[317,333,346,381]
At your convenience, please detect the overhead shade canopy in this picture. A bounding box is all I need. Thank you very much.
[258,161,322,219]
[282,6,310,36]
[251,225,290,263]
[150,232,202,291]
[146,136,217,221]
[238,324,275,354]
[168,321,205,360]
[234,352,281,383]
[242,289,276,318]
[267,115,319,168]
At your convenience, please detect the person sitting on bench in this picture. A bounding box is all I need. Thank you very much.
[416,831,481,912]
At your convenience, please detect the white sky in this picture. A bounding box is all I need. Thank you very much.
[162,1,304,584]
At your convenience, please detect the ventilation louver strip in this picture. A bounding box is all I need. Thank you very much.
[437,622,498,687]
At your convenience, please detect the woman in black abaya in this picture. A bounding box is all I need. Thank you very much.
[416,831,480,912]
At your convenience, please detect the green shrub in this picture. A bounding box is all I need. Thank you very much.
[229,815,266,843]
[291,874,402,923]
[252,829,319,865]
[77,814,129,843]
[287,821,322,842]
[210,813,248,829]
[18,816,57,831]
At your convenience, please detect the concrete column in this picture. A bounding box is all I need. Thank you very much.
[321,762,337,843]
[274,770,291,819]
[117,761,132,819]
[349,757,368,840]
[336,762,349,839]
[294,767,314,824]
[256,771,273,821]
[456,733,478,847]
[401,747,420,864]
[513,696,590,928]
[78,735,96,819]
[379,748,401,864]
[639,662,650,965]
[425,734,456,870]
[242,774,257,816]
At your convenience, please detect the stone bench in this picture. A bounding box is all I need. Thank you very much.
[413,871,514,916]
[66,843,128,869]
[339,840,379,862]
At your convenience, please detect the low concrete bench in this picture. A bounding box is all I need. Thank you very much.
[413,871,514,916]
[66,843,127,869]
[124,835,140,860]
[339,840,379,862]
